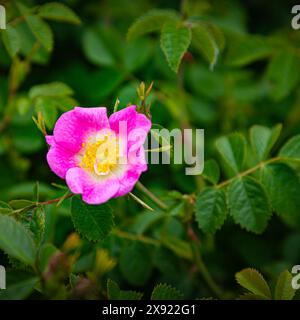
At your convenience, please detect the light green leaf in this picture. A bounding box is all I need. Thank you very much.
[260,163,300,228]
[279,135,300,161]
[266,50,300,101]
[275,270,295,300]
[250,124,282,161]
[124,38,152,72]
[151,283,183,300]
[192,23,222,69]
[0,215,37,266]
[82,29,115,67]
[228,176,271,234]
[107,279,143,300]
[38,2,81,25]
[195,187,227,234]
[202,159,220,185]
[215,133,247,177]
[70,197,114,242]
[225,33,272,67]
[160,22,192,73]
[34,96,58,129]
[2,26,21,57]
[29,82,73,99]
[127,9,179,41]
[236,268,271,299]
[24,15,53,52]
[120,242,152,286]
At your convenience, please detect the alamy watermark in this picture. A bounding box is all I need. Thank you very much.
[0,265,5,290]
[291,5,300,29]
[292,265,300,290]
[0,5,6,30]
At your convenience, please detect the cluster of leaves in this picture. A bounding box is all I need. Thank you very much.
[1,0,300,300]
[196,124,300,234]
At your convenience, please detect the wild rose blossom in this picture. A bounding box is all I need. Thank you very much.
[46,105,151,204]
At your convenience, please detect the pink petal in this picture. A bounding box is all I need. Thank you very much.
[47,141,77,179]
[115,146,148,197]
[53,107,109,152]
[66,167,120,205]
[109,105,151,148]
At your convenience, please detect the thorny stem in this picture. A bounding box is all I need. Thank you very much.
[136,181,169,211]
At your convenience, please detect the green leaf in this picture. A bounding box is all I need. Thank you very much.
[29,82,73,99]
[266,50,300,101]
[228,176,271,234]
[0,215,37,266]
[236,268,271,299]
[24,15,53,52]
[215,133,247,177]
[225,34,272,67]
[1,26,21,57]
[195,187,227,234]
[34,96,58,129]
[0,271,38,300]
[107,279,143,300]
[82,29,115,67]
[119,242,152,286]
[279,135,300,161]
[250,124,282,161]
[192,23,222,69]
[123,38,152,72]
[38,2,81,25]
[202,159,220,185]
[70,197,114,242]
[160,22,192,73]
[275,270,295,300]
[260,163,300,228]
[151,283,183,300]
[127,9,179,41]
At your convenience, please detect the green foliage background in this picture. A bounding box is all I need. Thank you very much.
[1,0,300,300]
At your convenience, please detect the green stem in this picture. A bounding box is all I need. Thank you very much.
[136,181,168,211]
[191,243,223,299]
[217,156,282,189]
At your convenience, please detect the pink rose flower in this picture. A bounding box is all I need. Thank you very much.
[46,105,151,204]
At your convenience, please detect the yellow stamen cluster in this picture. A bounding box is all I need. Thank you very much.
[80,132,119,176]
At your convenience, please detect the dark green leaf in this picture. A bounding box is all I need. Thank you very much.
[260,163,300,228]
[0,215,37,266]
[215,133,247,177]
[250,124,282,161]
[195,187,227,234]
[279,135,300,161]
[107,279,143,300]
[228,177,271,234]
[151,283,183,300]
[71,197,114,242]
[202,159,220,185]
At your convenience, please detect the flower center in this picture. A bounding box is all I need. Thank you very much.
[79,131,119,176]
